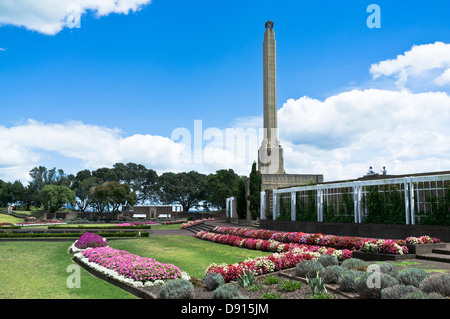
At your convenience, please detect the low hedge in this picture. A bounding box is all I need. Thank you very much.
[0,231,150,239]
[48,225,153,230]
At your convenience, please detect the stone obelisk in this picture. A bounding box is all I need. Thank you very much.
[258,20,284,174]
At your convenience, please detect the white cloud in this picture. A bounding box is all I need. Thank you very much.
[277,89,450,181]
[0,0,151,35]
[0,120,185,182]
[370,42,450,90]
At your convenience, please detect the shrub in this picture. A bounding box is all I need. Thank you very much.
[295,260,326,278]
[236,270,255,288]
[355,272,399,299]
[397,268,429,288]
[337,270,362,292]
[375,262,399,278]
[324,265,346,284]
[403,290,444,299]
[260,292,281,299]
[212,284,241,299]
[341,258,368,271]
[263,275,280,285]
[203,273,224,291]
[381,284,419,299]
[158,279,194,299]
[419,273,450,297]
[317,254,338,267]
[278,280,303,292]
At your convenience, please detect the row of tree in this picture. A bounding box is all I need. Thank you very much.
[0,163,249,214]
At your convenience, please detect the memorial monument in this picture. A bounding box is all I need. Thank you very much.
[257,21,323,212]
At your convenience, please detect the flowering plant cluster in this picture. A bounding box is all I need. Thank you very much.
[74,232,108,250]
[180,218,217,229]
[405,236,440,245]
[161,219,188,225]
[210,226,435,255]
[362,239,408,255]
[76,246,188,287]
[113,221,159,227]
[15,219,65,227]
[205,245,351,283]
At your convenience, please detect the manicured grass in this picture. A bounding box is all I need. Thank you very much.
[0,241,137,299]
[0,214,23,224]
[109,236,273,279]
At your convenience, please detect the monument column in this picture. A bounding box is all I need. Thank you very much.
[258,20,284,174]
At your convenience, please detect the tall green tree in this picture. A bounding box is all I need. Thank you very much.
[39,185,75,213]
[205,169,241,209]
[158,171,207,212]
[247,162,261,220]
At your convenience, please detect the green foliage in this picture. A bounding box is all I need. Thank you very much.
[317,254,339,267]
[39,185,75,213]
[362,185,405,224]
[158,171,207,213]
[354,272,399,299]
[263,275,280,285]
[337,270,362,292]
[341,258,368,271]
[205,169,240,209]
[212,284,241,299]
[295,190,316,222]
[247,162,261,220]
[295,260,326,278]
[158,279,195,299]
[397,268,429,288]
[310,292,333,299]
[324,265,346,284]
[236,179,247,219]
[236,270,255,288]
[375,262,399,278]
[260,292,281,299]
[203,273,224,291]
[380,284,420,299]
[278,279,302,292]
[419,273,450,297]
[306,271,327,295]
[419,184,450,226]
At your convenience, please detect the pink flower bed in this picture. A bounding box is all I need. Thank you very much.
[180,218,217,229]
[74,232,108,249]
[210,226,440,255]
[80,246,183,283]
[113,221,159,227]
[15,219,65,227]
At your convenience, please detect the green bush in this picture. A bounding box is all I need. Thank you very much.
[317,255,338,267]
[260,292,281,299]
[397,268,429,288]
[263,275,280,285]
[337,270,362,292]
[354,272,399,299]
[278,280,303,292]
[212,284,241,299]
[341,258,368,271]
[419,273,450,297]
[295,260,326,278]
[324,265,346,284]
[375,262,399,278]
[158,279,194,299]
[381,284,419,299]
[203,273,224,291]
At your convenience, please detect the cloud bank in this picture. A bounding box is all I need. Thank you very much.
[0,0,151,35]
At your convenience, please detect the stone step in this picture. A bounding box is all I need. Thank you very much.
[416,252,450,263]
[432,248,450,255]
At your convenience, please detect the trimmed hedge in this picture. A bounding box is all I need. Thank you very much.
[48,225,153,230]
[0,231,149,238]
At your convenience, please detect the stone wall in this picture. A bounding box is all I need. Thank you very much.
[260,219,450,242]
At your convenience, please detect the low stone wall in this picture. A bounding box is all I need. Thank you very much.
[260,220,450,242]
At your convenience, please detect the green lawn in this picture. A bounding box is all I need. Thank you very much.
[0,236,272,298]
[0,241,137,299]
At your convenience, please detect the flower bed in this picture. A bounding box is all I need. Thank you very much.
[74,232,108,250]
[71,234,190,288]
[210,226,440,255]
[15,219,66,227]
[180,218,217,229]
[161,219,187,225]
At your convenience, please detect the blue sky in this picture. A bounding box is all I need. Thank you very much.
[1,0,450,183]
